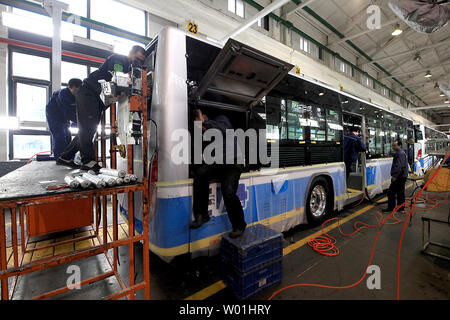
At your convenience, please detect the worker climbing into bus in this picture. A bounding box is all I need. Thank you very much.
[344,126,367,180]
[46,78,82,160]
[56,46,146,172]
[383,140,409,213]
[190,108,247,238]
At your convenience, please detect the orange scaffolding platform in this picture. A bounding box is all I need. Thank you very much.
[0,79,151,299]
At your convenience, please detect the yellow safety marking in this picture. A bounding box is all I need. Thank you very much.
[119,224,128,239]
[23,242,35,264]
[183,191,402,300]
[183,182,414,300]
[185,281,227,301]
[32,239,55,261]
[54,234,75,256]
[74,231,94,250]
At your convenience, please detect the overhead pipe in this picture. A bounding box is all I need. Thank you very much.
[283,0,317,17]
[286,0,429,105]
[242,0,427,110]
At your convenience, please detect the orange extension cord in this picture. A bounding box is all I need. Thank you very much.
[268,153,449,300]
[26,150,51,164]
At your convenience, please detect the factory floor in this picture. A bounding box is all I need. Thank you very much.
[3,187,450,300]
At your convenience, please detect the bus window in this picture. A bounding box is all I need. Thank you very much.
[265,96,281,140]
[327,109,342,142]
[286,100,307,141]
[281,99,288,140]
[310,106,326,141]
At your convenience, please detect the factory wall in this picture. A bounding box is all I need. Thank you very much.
[125,0,435,127]
[0,5,8,161]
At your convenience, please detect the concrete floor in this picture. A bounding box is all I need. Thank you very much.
[5,189,450,300]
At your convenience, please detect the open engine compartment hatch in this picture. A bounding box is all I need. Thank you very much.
[194,39,293,111]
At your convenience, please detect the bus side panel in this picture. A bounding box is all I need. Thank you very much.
[366,159,392,197]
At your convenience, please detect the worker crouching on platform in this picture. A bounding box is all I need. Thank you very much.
[383,140,409,213]
[57,46,146,173]
[190,109,247,239]
[46,78,82,159]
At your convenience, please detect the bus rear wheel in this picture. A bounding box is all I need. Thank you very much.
[306,177,331,225]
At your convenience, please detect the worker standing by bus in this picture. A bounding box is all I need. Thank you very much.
[46,78,82,160]
[57,46,146,172]
[383,140,409,213]
[190,109,247,238]
[344,127,366,179]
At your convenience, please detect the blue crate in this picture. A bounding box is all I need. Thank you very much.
[222,258,282,300]
[221,224,283,273]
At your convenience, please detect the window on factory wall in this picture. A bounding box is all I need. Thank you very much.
[61,61,88,84]
[362,75,373,88]
[90,30,146,55]
[5,8,87,40]
[258,15,270,31]
[16,83,48,123]
[228,0,245,18]
[90,0,146,36]
[299,37,309,53]
[334,58,353,78]
[12,134,51,160]
[12,52,50,81]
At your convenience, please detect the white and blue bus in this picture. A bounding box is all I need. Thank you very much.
[117,27,418,262]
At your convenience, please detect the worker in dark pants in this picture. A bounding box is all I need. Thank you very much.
[383,140,409,213]
[57,46,146,172]
[344,127,367,180]
[190,109,247,238]
[46,78,82,159]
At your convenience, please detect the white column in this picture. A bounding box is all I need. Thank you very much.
[0,5,8,161]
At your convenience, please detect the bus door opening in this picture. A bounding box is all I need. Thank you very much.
[343,112,366,192]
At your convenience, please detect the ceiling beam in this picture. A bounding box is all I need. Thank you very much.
[410,104,450,111]
[364,40,450,65]
[331,19,398,45]
[381,63,450,79]
[283,0,318,17]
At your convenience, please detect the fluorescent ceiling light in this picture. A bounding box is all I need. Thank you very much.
[391,25,403,36]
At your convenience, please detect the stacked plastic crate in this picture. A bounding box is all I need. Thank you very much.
[221,224,283,300]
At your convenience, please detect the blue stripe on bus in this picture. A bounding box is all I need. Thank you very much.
[120,170,346,250]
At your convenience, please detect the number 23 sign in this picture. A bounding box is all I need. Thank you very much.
[188,21,198,35]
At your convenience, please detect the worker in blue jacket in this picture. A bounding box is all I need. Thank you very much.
[57,46,146,172]
[46,78,82,159]
[383,140,409,213]
[344,127,367,179]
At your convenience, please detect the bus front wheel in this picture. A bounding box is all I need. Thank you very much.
[306,177,331,225]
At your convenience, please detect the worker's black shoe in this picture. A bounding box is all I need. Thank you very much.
[56,157,79,168]
[382,208,394,213]
[81,161,102,174]
[189,215,210,229]
[229,228,246,239]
